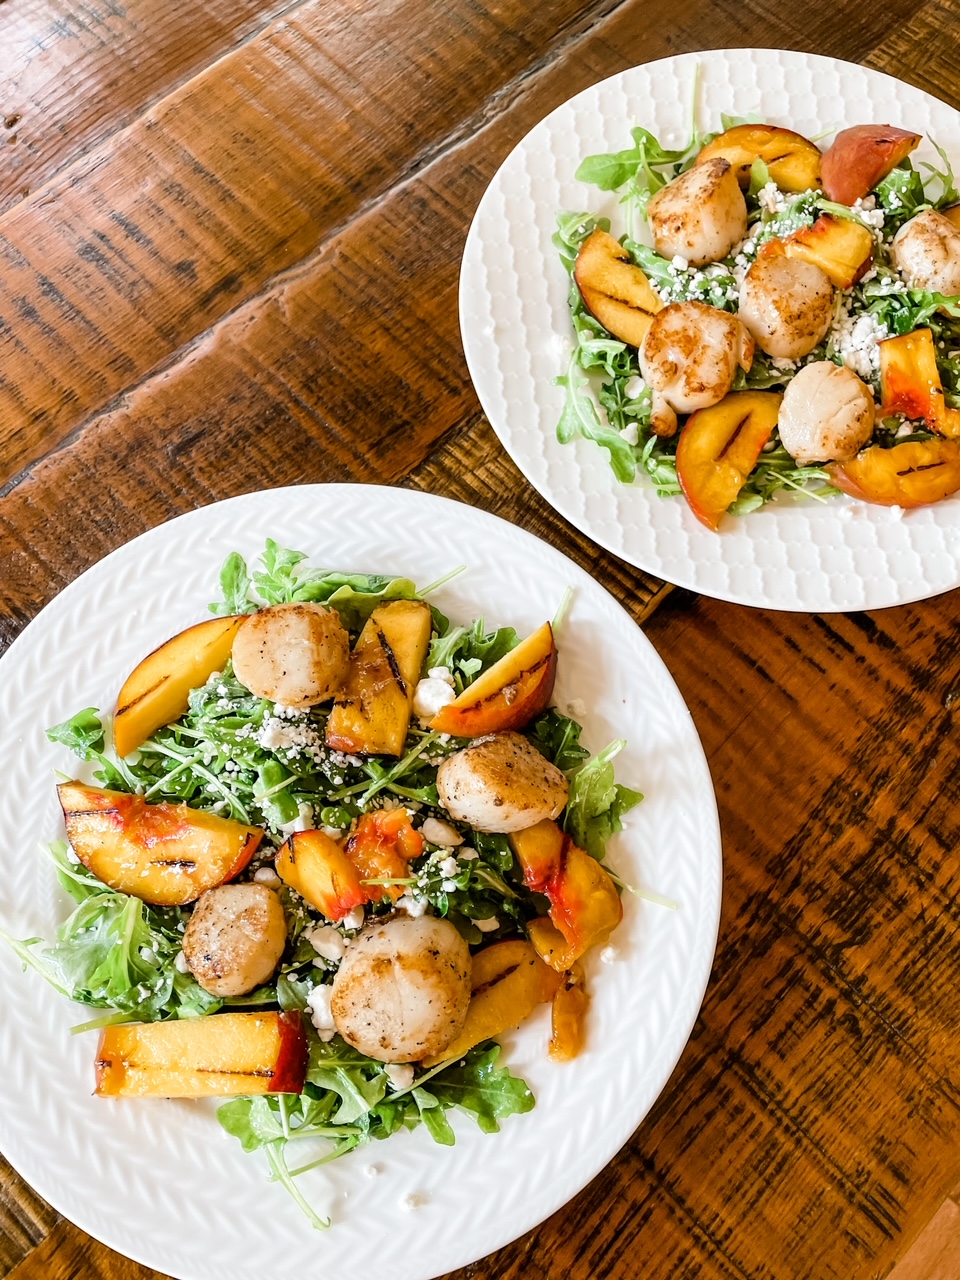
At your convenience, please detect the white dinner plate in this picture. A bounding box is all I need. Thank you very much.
[0,485,721,1280]
[460,48,960,612]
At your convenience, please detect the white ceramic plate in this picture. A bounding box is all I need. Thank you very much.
[460,49,960,612]
[0,485,720,1280]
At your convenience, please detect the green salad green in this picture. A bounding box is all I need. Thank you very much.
[556,113,960,517]
[6,541,642,1227]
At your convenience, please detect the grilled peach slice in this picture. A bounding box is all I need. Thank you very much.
[57,781,261,906]
[760,213,874,289]
[549,963,588,1062]
[343,809,424,903]
[675,391,782,531]
[511,820,623,966]
[573,228,662,348]
[95,1011,308,1097]
[276,828,368,921]
[429,622,557,737]
[325,599,432,756]
[421,939,560,1067]
[820,124,922,205]
[829,438,960,506]
[114,615,244,758]
[879,328,960,438]
[695,123,821,192]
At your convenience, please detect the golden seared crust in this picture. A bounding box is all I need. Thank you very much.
[640,301,754,433]
[436,730,568,834]
[232,601,350,708]
[892,209,960,298]
[330,916,472,1063]
[182,883,287,997]
[738,255,834,359]
[647,158,748,267]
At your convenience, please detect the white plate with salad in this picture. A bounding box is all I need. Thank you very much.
[0,485,720,1280]
[460,48,960,612]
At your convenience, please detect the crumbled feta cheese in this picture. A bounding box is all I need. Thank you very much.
[253,865,282,888]
[472,916,500,933]
[420,816,463,847]
[342,905,365,932]
[441,879,459,893]
[384,1063,415,1090]
[890,505,905,520]
[396,892,428,918]
[619,421,639,447]
[426,666,455,686]
[400,1193,425,1211]
[412,675,456,721]
[305,924,346,963]
[278,801,314,837]
[139,946,157,964]
[599,946,619,965]
[306,984,337,1041]
[438,855,459,879]
[623,374,646,399]
[566,698,587,717]
[174,950,190,974]
[831,306,889,381]
[757,181,786,215]
[458,847,478,860]
[364,1164,382,1179]
[671,254,688,270]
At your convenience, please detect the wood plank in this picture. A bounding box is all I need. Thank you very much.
[0,0,616,483]
[6,1219,169,1280]
[0,1158,56,1277]
[0,0,307,214]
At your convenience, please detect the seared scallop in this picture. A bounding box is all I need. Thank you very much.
[639,300,755,436]
[330,915,471,1063]
[738,255,834,359]
[436,731,568,834]
[182,883,287,997]
[891,209,960,299]
[646,158,748,267]
[232,602,350,708]
[777,361,876,465]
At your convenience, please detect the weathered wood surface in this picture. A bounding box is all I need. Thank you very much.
[2,0,960,1278]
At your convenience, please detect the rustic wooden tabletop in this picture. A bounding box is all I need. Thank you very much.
[2,1,960,1277]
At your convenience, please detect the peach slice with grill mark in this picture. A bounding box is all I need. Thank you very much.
[428,622,557,737]
[420,939,559,1067]
[820,124,922,206]
[573,227,662,349]
[695,123,821,192]
[760,213,874,289]
[114,615,244,759]
[828,437,960,506]
[57,781,262,906]
[276,828,369,921]
[675,391,783,531]
[95,1011,308,1097]
[549,962,588,1062]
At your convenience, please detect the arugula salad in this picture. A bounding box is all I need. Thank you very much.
[7,542,641,1227]
[556,110,960,528]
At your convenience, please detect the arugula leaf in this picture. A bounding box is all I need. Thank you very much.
[210,552,256,616]
[564,740,643,860]
[46,708,106,759]
[526,708,590,773]
[555,353,637,483]
[421,1044,535,1134]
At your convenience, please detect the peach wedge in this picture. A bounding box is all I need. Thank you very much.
[58,781,262,906]
[879,328,960,438]
[829,438,960,507]
[95,1011,308,1097]
[573,227,662,348]
[675,391,783,531]
[325,599,432,756]
[429,621,557,737]
[276,828,369,921]
[820,124,921,206]
[696,123,821,192]
[760,213,874,289]
[421,939,559,1067]
[114,615,244,759]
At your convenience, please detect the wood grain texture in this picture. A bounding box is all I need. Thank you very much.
[3,0,960,1278]
[0,0,307,213]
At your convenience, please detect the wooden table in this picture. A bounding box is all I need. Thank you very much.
[3,2,960,1277]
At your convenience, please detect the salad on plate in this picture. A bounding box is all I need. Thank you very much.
[6,541,641,1227]
[556,112,960,529]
